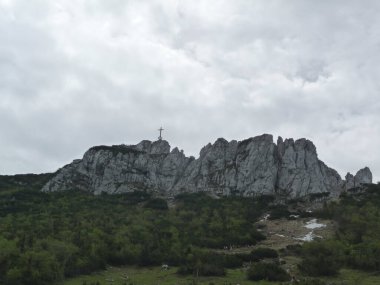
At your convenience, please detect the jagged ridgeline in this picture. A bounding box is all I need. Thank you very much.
[42,134,372,198]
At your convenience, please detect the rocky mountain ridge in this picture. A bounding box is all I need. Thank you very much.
[41,134,372,198]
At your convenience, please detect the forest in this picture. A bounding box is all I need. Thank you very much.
[0,174,270,284]
[0,174,380,285]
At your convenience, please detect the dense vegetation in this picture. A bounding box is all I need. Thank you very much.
[0,176,270,285]
[247,263,290,282]
[298,183,380,277]
[1,173,380,285]
[0,173,52,194]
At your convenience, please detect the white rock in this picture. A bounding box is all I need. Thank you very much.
[41,134,372,198]
[305,219,326,229]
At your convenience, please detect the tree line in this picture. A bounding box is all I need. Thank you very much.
[0,180,271,285]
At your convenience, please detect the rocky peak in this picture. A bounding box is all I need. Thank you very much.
[345,172,355,189]
[151,140,170,154]
[254,133,274,143]
[277,136,285,157]
[41,134,373,198]
[354,167,372,185]
[214,137,229,145]
[135,140,153,152]
[294,138,317,153]
[199,143,212,157]
[134,140,170,154]
[344,167,372,190]
[275,136,341,197]
[171,147,181,155]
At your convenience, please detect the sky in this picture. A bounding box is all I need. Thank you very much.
[0,0,379,182]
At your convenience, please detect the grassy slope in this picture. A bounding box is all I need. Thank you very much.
[322,269,380,285]
[64,266,380,285]
[64,266,274,285]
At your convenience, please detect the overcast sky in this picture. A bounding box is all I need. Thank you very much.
[0,0,379,182]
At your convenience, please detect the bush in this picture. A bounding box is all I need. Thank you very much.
[222,254,243,268]
[177,265,192,275]
[198,264,225,276]
[249,229,266,242]
[283,244,302,256]
[247,263,290,281]
[250,247,278,262]
[298,241,344,276]
[347,242,380,271]
[269,205,290,220]
[144,198,168,210]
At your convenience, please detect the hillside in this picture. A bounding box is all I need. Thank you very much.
[0,173,53,193]
[1,172,380,284]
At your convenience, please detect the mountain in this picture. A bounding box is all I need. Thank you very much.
[41,134,372,198]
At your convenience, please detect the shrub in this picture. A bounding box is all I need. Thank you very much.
[250,247,278,262]
[222,254,243,268]
[298,241,344,276]
[177,265,192,275]
[269,205,290,220]
[144,198,168,210]
[284,244,302,256]
[198,264,225,276]
[247,263,290,281]
[249,229,266,242]
[347,242,380,271]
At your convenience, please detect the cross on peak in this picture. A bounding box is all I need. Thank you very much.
[158,127,164,140]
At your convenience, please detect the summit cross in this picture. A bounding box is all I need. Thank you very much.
[158,127,164,140]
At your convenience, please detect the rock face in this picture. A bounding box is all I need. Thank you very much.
[43,140,191,195]
[42,134,372,198]
[275,137,342,197]
[344,167,373,190]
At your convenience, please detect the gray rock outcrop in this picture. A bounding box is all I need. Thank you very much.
[344,167,372,190]
[42,134,372,198]
[276,137,342,197]
[345,172,355,190]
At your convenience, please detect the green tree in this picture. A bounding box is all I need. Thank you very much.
[247,263,290,281]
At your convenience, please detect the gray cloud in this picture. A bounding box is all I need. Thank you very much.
[0,0,379,182]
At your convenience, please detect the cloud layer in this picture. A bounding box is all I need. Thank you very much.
[0,0,379,181]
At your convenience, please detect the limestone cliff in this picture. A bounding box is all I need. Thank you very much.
[41,134,372,198]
